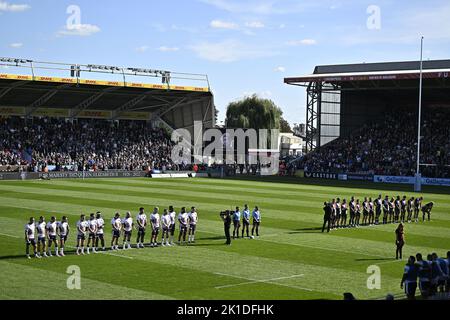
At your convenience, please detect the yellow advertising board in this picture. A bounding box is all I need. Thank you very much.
[0,106,25,116]
[117,111,152,120]
[32,108,70,117]
[0,73,209,93]
[77,110,112,119]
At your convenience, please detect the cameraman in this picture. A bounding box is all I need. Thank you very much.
[220,210,232,245]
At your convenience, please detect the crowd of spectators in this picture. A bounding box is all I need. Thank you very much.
[0,116,181,172]
[299,107,450,178]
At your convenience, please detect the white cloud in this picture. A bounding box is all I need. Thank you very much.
[286,39,317,46]
[0,1,30,12]
[136,45,149,53]
[157,46,180,52]
[9,42,23,48]
[210,19,239,30]
[57,24,101,37]
[245,21,265,29]
[190,39,275,63]
[279,24,286,29]
[274,66,285,72]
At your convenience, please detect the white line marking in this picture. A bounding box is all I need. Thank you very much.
[214,273,305,289]
[65,245,134,260]
[214,272,312,291]
[0,232,20,238]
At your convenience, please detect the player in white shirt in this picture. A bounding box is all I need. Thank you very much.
[136,207,147,249]
[111,212,122,250]
[36,216,47,258]
[95,212,106,251]
[46,216,59,257]
[168,206,177,245]
[161,209,172,246]
[122,211,133,250]
[56,216,69,256]
[150,207,161,247]
[76,214,89,255]
[24,217,38,259]
[86,213,98,254]
[188,206,198,244]
[177,207,189,245]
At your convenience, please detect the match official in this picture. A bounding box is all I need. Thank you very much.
[322,202,331,233]
[220,210,232,245]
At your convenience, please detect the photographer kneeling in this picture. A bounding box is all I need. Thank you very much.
[220,210,232,246]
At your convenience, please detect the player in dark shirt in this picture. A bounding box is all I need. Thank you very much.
[340,199,348,228]
[394,196,401,223]
[422,202,434,222]
[407,197,414,223]
[400,196,407,223]
[322,202,331,233]
[220,210,232,245]
[362,197,369,226]
[335,198,341,229]
[349,197,356,227]
[389,197,395,224]
[413,197,422,223]
[374,195,382,225]
[368,197,375,225]
[355,199,361,227]
[382,196,389,225]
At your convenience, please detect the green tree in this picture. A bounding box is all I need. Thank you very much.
[225,95,282,130]
[279,116,292,133]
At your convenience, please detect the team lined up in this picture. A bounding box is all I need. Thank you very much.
[24,206,199,259]
[322,195,434,232]
[401,252,450,300]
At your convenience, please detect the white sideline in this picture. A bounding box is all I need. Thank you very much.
[214,273,305,289]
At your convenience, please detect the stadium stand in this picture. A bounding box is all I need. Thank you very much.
[285,59,450,179]
[299,107,450,178]
[0,116,181,172]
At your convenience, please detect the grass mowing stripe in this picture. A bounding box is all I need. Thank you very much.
[2,205,449,271]
[1,177,448,300]
[0,260,175,300]
[213,273,309,290]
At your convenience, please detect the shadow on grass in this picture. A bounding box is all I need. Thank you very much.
[199,236,225,241]
[354,258,396,262]
[288,227,323,234]
[192,243,228,247]
[219,176,450,195]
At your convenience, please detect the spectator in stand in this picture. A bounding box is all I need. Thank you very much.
[298,107,450,178]
[0,117,180,172]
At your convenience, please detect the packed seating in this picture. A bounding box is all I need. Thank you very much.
[0,116,178,172]
[299,108,450,178]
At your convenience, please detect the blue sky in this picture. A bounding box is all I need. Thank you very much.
[1,0,450,125]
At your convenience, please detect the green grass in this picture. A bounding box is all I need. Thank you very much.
[0,177,449,300]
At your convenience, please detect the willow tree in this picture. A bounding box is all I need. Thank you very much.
[225,95,282,130]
